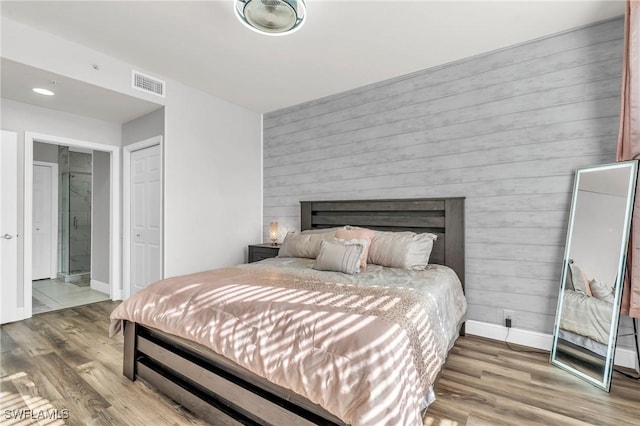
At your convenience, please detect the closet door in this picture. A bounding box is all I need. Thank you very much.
[130,144,162,295]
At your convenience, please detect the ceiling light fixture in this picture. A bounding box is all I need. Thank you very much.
[32,87,55,96]
[235,0,306,36]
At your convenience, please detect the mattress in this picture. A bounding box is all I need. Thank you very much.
[110,257,467,426]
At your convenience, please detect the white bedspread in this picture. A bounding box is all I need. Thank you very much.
[559,289,613,344]
[110,258,466,426]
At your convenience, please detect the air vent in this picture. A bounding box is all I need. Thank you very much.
[132,70,165,97]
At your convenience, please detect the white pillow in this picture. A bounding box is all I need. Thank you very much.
[569,263,591,296]
[313,238,368,275]
[368,231,437,270]
[589,278,615,303]
[278,228,340,259]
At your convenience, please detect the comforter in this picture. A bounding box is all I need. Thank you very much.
[559,289,613,345]
[110,257,466,426]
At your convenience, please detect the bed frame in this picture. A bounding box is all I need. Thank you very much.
[122,197,465,426]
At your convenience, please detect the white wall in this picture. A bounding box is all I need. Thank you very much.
[2,17,263,286]
[164,85,262,273]
[122,108,164,146]
[2,98,122,147]
[33,142,59,163]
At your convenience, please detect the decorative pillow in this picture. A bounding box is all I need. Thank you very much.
[313,238,367,275]
[368,231,437,270]
[335,227,375,269]
[589,278,615,303]
[569,263,592,296]
[278,228,339,259]
[565,269,575,291]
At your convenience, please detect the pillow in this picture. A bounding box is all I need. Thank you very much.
[565,267,575,291]
[313,238,367,275]
[368,231,437,270]
[278,228,339,259]
[569,263,592,296]
[335,227,375,269]
[589,278,615,303]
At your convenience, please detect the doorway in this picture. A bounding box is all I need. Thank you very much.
[23,132,121,318]
[31,143,111,314]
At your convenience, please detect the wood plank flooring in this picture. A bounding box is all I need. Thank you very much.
[1,301,639,425]
[1,301,206,426]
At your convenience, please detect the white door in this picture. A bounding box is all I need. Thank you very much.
[32,163,55,280]
[131,144,162,295]
[1,130,20,324]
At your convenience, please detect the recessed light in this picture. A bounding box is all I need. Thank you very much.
[33,88,55,96]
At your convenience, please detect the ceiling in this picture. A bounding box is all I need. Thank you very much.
[1,1,626,113]
[1,58,162,123]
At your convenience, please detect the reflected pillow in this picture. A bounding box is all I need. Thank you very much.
[335,227,375,269]
[368,231,437,270]
[569,263,592,296]
[278,228,340,259]
[589,278,615,304]
[313,238,367,275]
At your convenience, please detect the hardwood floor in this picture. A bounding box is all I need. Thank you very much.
[1,301,638,426]
[425,337,640,426]
[1,301,206,426]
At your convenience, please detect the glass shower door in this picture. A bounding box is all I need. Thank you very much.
[60,172,91,275]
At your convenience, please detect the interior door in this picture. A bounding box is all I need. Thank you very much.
[131,144,162,295]
[1,130,20,324]
[32,163,54,280]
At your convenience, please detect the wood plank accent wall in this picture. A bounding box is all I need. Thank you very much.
[263,18,635,347]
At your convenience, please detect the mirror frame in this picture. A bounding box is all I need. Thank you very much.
[550,160,638,391]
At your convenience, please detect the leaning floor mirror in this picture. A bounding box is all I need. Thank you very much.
[551,161,638,391]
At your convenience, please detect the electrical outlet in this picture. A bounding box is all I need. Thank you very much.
[503,309,515,328]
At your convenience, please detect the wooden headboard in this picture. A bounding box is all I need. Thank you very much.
[300,198,465,291]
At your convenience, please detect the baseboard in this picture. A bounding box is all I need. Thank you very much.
[90,279,110,295]
[111,288,123,301]
[465,320,638,370]
[614,345,639,371]
[91,280,123,300]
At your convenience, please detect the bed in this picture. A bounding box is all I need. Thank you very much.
[110,198,466,426]
[559,289,613,350]
[558,261,615,357]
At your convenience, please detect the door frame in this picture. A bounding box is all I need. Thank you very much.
[123,136,163,299]
[32,160,59,280]
[24,132,121,318]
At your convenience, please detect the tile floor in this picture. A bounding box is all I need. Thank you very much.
[32,278,110,314]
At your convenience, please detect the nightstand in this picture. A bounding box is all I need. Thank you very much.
[248,244,280,263]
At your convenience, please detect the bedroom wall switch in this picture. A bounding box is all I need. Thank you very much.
[503,310,515,328]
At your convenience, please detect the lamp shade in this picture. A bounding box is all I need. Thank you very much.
[269,222,279,244]
[235,0,306,36]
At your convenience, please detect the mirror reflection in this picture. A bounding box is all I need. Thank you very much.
[551,161,638,391]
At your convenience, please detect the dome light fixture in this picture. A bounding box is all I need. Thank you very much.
[235,0,306,36]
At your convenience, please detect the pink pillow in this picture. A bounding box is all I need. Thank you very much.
[335,227,375,269]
